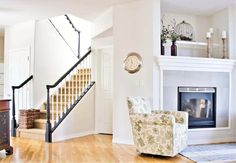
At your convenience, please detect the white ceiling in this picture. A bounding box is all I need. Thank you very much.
[0,0,135,36]
[161,0,236,16]
[0,0,236,36]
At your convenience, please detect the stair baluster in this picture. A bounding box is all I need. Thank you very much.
[64,81,67,114]
[78,64,81,97]
[52,91,54,128]
[76,68,78,99]
[56,91,59,122]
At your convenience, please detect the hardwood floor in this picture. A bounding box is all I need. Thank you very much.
[0,134,193,163]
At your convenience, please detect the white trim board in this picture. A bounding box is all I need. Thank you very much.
[52,130,96,142]
[112,137,134,145]
[188,136,236,145]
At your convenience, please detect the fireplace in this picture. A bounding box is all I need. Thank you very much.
[178,87,216,129]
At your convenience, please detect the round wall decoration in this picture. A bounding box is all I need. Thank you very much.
[123,52,142,74]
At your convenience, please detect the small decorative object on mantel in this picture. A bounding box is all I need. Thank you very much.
[206,32,212,58]
[209,28,214,57]
[161,16,169,56]
[175,20,194,41]
[169,19,180,56]
[222,31,228,59]
[206,28,214,58]
[123,52,143,74]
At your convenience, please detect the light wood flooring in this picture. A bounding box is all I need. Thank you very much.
[0,134,193,163]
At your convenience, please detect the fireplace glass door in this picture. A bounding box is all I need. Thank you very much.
[178,87,216,129]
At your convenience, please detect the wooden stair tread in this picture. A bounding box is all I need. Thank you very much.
[34,119,54,123]
[43,102,70,107]
[40,109,63,114]
[18,128,45,135]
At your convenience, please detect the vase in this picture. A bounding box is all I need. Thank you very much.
[161,41,165,55]
[171,41,177,56]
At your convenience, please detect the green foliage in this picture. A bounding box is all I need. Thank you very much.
[161,17,180,43]
[161,25,169,43]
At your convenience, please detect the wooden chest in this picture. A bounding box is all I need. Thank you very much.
[0,100,13,155]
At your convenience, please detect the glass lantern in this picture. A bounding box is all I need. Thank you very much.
[175,20,194,41]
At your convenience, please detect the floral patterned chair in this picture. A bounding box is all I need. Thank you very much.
[127,97,188,157]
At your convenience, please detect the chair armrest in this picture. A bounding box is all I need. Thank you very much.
[129,113,175,126]
[152,110,188,124]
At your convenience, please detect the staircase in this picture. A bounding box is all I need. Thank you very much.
[16,67,93,141]
[10,14,95,142]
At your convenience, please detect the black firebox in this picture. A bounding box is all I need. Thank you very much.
[178,87,216,129]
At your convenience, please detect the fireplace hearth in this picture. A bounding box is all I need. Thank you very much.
[178,87,216,129]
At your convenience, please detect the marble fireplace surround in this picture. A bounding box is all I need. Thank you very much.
[155,56,236,144]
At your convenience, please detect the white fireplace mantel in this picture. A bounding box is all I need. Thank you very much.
[155,56,236,72]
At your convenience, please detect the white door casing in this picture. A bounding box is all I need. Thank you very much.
[95,47,113,134]
[6,47,31,121]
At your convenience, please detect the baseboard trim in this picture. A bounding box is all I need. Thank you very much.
[188,137,236,145]
[52,130,96,142]
[112,137,134,145]
[112,137,236,145]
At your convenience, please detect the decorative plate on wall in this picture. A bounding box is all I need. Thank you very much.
[123,52,142,74]
[175,20,194,41]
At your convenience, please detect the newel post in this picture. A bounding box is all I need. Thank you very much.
[45,86,52,143]
[11,87,17,137]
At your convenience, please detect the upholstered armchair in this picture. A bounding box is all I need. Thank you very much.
[127,97,188,157]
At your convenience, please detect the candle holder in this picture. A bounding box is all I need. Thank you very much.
[207,37,211,58]
[222,38,227,59]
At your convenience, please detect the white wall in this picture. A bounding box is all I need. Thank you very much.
[4,21,35,99]
[0,37,4,63]
[161,10,229,58]
[162,13,210,42]
[210,8,229,58]
[51,15,92,57]
[91,8,114,134]
[33,19,78,107]
[228,3,236,143]
[92,8,113,38]
[228,5,236,59]
[52,86,95,141]
[161,13,210,58]
[113,0,160,144]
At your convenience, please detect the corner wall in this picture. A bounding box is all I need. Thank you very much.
[0,37,4,63]
[112,0,160,144]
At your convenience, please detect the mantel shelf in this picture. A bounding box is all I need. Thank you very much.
[155,56,236,72]
[164,40,219,49]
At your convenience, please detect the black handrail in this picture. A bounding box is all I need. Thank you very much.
[47,49,91,89]
[48,19,77,57]
[45,49,92,142]
[11,75,33,137]
[64,14,81,58]
[12,75,33,89]
[64,15,79,32]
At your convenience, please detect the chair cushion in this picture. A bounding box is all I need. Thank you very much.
[127,97,152,114]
